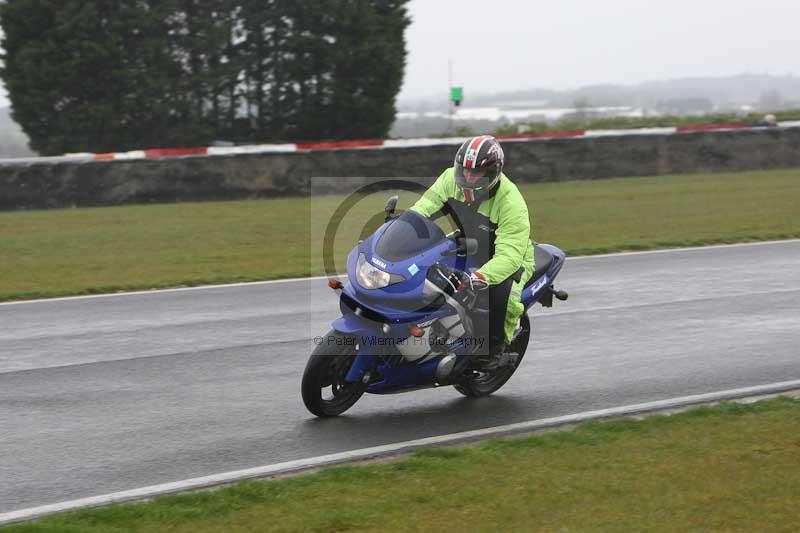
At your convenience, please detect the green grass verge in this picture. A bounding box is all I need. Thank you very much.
[493,108,800,136]
[2,168,799,301]
[5,397,799,532]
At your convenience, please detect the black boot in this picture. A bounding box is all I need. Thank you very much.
[472,341,519,371]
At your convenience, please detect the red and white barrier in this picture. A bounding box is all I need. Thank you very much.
[50,120,795,162]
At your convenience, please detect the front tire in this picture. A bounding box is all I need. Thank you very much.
[454,314,531,398]
[302,330,366,417]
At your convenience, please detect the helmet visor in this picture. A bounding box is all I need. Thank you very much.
[454,163,498,191]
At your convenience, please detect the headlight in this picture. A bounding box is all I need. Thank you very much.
[356,254,404,289]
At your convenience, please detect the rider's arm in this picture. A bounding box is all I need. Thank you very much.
[476,189,531,285]
[408,168,453,218]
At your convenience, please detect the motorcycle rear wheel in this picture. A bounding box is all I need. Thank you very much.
[302,330,366,417]
[454,314,531,398]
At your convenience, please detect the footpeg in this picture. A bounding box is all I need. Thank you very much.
[553,289,569,301]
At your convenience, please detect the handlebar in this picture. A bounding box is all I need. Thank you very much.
[432,263,488,310]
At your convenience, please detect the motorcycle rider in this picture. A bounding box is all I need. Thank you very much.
[409,135,535,371]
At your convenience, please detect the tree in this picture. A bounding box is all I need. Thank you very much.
[325,0,409,139]
[237,0,410,141]
[0,0,411,155]
[0,0,195,154]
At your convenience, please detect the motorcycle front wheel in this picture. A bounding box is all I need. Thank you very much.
[302,330,366,417]
[454,313,531,398]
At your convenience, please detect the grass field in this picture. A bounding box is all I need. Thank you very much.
[4,397,799,532]
[1,168,799,301]
[492,108,800,137]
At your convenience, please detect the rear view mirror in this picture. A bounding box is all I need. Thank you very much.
[385,195,399,222]
[463,238,479,256]
[445,237,479,256]
[385,195,398,214]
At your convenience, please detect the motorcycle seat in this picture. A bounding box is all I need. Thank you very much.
[524,244,554,288]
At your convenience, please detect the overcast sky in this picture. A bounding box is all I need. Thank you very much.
[398,0,800,101]
[2,1,798,108]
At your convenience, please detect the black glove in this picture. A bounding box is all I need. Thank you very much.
[458,271,489,291]
[432,263,468,296]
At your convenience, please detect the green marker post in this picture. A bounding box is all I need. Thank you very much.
[450,86,463,107]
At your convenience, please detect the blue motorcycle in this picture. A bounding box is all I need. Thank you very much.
[302,197,568,417]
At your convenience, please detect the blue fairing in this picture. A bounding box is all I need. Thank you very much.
[332,313,381,338]
[343,221,474,322]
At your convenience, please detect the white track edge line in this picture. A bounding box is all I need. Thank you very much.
[559,238,800,260]
[0,276,333,306]
[3,239,798,307]
[2,379,799,526]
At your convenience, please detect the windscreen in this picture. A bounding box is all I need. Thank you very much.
[374,210,446,262]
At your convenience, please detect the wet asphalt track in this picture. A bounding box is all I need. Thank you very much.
[1,240,799,513]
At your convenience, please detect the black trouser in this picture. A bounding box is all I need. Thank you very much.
[474,275,514,356]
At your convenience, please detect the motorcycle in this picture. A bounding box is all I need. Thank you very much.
[302,196,568,417]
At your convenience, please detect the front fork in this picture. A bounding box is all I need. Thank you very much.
[332,313,388,384]
[345,346,379,384]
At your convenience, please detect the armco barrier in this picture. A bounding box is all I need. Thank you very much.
[1,123,800,210]
[74,122,792,162]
